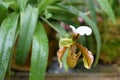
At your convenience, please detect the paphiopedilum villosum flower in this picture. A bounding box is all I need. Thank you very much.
[57,25,94,71]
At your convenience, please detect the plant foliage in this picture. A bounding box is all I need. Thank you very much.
[0,0,116,80]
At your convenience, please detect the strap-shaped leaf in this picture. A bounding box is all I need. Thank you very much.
[47,5,76,20]
[87,0,97,25]
[30,21,48,80]
[41,17,68,37]
[62,48,69,72]
[97,0,116,24]
[0,1,9,24]
[38,0,56,13]
[16,0,28,11]
[16,5,38,65]
[0,13,19,80]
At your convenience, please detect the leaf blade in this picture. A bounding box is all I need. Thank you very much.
[30,21,48,80]
[0,1,9,24]
[62,48,69,72]
[16,0,28,11]
[41,17,68,37]
[0,13,19,80]
[16,5,39,65]
[38,0,56,13]
[87,0,97,24]
[97,0,116,24]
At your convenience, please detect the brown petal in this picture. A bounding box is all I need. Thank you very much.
[76,43,94,69]
[67,52,81,68]
[57,47,67,68]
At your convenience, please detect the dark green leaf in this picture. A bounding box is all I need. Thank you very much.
[97,0,116,24]
[41,17,68,37]
[87,0,97,24]
[0,1,9,24]
[16,5,39,65]
[30,21,48,80]
[0,13,19,80]
[47,5,77,20]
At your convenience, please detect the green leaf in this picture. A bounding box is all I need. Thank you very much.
[62,0,85,6]
[30,21,48,80]
[0,13,19,80]
[16,5,39,65]
[97,0,116,24]
[47,5,77,20]
[45,9,52,19]
[16,0,28,11]
[0,1,9,24]
[62,48,69,72]
[87,0,97,24]
[41,17,68,37]
[38,0,57,13]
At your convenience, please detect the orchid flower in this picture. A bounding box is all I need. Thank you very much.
[69,25,92,36]
[57,25,94,71]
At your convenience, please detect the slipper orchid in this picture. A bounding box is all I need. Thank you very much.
[57,25,94,71]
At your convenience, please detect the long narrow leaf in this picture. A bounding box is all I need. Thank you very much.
[30,21,48,80]
[87,0,97,24]
[16,0,28,11]
[97,0,116,24]
[16,5,39,65]
[0,1,9,24]
[62,48,69,72]
[0,13,19,80]
[41,17,68,37]
[47,5,77,20]
[38,0,56,13]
